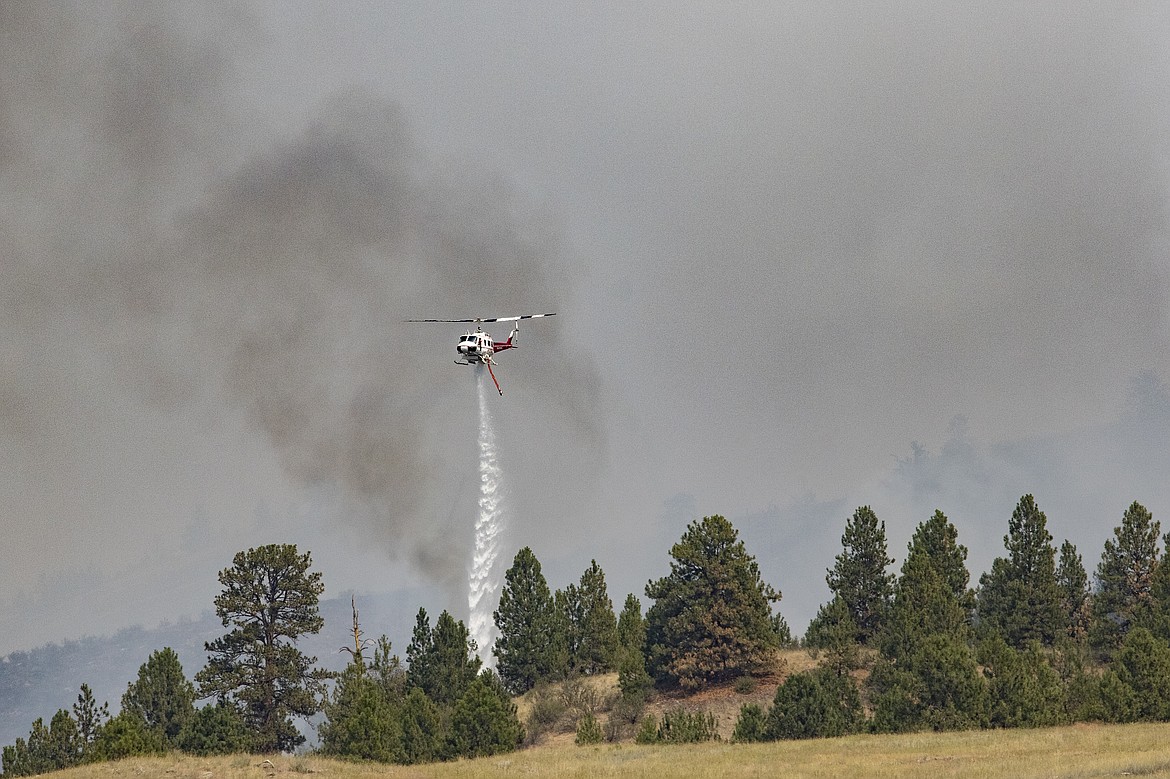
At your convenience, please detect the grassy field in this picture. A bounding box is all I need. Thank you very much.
[49,722,1170,779]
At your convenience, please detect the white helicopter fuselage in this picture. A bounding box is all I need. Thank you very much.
[456,331,495,362]
[456,329,516,364]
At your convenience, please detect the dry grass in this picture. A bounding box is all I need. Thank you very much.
[49,651,1170,778]
[48,722,1170,779]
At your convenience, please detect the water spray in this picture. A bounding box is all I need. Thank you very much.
[468,366,504,665]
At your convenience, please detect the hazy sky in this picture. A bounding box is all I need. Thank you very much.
[3,1,1170,654]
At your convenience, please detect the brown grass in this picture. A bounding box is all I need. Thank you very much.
[51,650,1170,779]
[48,722,1170,779]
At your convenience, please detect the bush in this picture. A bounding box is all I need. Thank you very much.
[605,695,645,742]
[766,668,862,740]
[447,672,524,759]
[634,715,659,744]
[618,651,653,704]
[560,675,603,720]
[93,712,167,761]
[656,708,719,743]
[732,703,767,743]
[575,713,603,745]
[734,676,758,695]
[524,683,569,743]
[179,701,252,756]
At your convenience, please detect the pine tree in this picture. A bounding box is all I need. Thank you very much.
[908,510,973,611]
[562,560,620,674]
[121,647,196,747]
[617,594,646,657]
[1056,541,1091,641]
[869,633,988,733]
[824,506,895,645]
[1100,627,1170,722]
[764,667,863,740]
[446,671,524,759]
[72,684,109,760]
[398,687,444,765]
[493,547,565,693]
[879,541,971,661]
[405,610,481,707]
[870,531,984,734]
[978,636,1065,728]
[1143,532,1170,642]
[44,710,81,771]
[178,701,252,756]
[92,712,166,761]
[194,544,329,753]
[318,661,403,763]
[803,596,863,672]
[731,703,767,743]
[644,514,781,689]
[976,495,1063,648]
[1090,502,1160,657]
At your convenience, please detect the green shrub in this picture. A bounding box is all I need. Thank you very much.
[767,668,863,739]
[575,713,604,745]
[732,703,767,743]
[634,715,659,744]
[657,708,719,743]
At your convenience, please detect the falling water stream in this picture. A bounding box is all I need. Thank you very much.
[468,367,504,665]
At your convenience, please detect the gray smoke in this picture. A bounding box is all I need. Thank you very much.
[1,1,602,646]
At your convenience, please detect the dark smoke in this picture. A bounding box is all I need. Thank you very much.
[1,1,603,619]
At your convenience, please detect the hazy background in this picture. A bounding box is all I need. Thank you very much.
[2,1,1169,656]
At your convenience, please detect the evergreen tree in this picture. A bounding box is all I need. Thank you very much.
[869,632,988,733]
[979,636,1065,728]
[398,687,444,765]
[405,610,481,707]
[645,515,781,689]
[318,661,403,763]
[493,547,565,693]
[804,596,863,672]
[369,636,407,702]
[764,667,863,740]
[617,649,653,705]
[446,671,524,759]
[562,560,620,674]
[72,683,109,760]
[178,701,252,756]
[616,593,646,657]
[574,713,603,745]
[732,703,767,743]
[195,544,329,753]
[1090,502,1160,657]
[1142,532,1170,642]
[92,711,166,761]
[824,506,895,645]
[908,510,973,611]
[3,719,49,777]
[121,647,196,747]
[879,544,971,661]
[1056,541,1091,641]
[1100,627,1170,722]
[976,495,1063,648]
[43,710,80,771]
[405,608,434,692]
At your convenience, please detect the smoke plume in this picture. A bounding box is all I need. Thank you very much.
[1,1,603,645]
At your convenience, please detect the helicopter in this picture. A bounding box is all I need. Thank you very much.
[405,313,555,395]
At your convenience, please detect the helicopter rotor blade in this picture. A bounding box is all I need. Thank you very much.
[404,313,555,324]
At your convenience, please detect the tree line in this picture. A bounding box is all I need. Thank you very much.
[736,497,1170,740]
[5,495,1170,773]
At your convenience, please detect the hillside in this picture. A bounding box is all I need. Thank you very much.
[514,648,820,745]
[0,590,425,749]
[43,722,1170,779]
